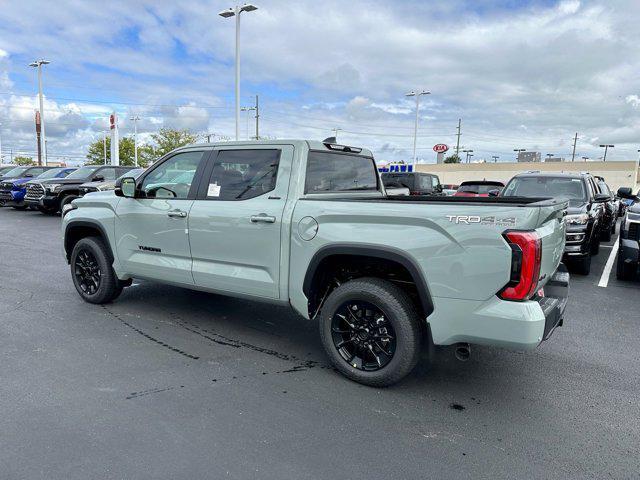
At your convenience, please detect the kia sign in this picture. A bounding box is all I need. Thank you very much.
[433,144,449,153]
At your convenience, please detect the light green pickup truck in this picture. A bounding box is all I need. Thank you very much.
[62,139,569,386]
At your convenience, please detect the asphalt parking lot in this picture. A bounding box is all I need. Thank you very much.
[1,207,639,479]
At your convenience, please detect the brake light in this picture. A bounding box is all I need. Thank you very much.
[499,231,541,301]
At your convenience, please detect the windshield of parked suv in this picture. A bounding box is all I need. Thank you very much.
[458,183,503,194]
[502,176,587,200]
[36,168,73,180]
[598,181,611,196]
[2,167,29,177]
[65,166,100,179]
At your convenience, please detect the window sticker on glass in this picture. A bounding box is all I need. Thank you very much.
[208,183,221,197]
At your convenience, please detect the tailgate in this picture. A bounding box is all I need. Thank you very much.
[534,200,568,288]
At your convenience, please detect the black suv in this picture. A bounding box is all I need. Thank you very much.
[380,172,443,195]
[26,165,135,214]
[501,171,610,275]
[593,176,618,241]
[616,187,640,280]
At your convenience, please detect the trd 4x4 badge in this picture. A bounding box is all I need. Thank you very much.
[446,215,517,227]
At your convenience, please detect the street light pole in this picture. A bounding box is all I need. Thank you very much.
[492,155,499,163]
[405,90,430,167]
[29,59,51,166]
[332,127,342,141]
[240,106,256,140]
[219,4,258,141]
[130,116,140,166]
[462,149,473,163]
[599,144,614,161]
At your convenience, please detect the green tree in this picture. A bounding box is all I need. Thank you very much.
[444,154,461,164]
[143,128,199,164]
[13,156,35,166]
[86,136,138,166]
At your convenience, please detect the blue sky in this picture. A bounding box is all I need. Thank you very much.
[0,0,638,164]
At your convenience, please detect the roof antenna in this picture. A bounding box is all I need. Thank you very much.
[322,136,337,144]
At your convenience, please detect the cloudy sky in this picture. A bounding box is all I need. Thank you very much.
[0,0,638,165]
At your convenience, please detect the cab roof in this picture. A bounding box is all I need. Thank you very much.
[188,139,374,158]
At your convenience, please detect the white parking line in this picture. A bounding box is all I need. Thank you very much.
[597,238,619,288]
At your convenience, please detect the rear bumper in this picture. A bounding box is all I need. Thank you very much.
[428,263,569,350]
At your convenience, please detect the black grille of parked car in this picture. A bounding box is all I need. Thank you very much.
[25,183,45,200]
[0,182,13,191]
[629,222,640,241]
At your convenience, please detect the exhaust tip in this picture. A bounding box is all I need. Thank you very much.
[454,343,470,362]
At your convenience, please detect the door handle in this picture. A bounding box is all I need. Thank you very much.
[167,210,187,218]
[250,214,276,223]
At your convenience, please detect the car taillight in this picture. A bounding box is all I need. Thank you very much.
[498,231,541,301]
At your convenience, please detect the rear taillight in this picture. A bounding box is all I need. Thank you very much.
[498,231,542,301]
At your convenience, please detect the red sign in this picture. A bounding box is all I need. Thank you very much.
[433,144,449,153]
[110,113,116,130]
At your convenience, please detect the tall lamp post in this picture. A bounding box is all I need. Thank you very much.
[599,144,614,161]
[332,127,342,141]
[492,155,499,163]
[462,149,473,163]
[130,116,140,166]
[405,90,430,167]
[29,59,51,165]
[219,3,258,141]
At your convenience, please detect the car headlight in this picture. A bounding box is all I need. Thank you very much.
[46,183,63,193]
[564,213,589,225]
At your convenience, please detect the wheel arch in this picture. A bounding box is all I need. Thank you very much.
[303,244,434,319]
[64,220,113,264]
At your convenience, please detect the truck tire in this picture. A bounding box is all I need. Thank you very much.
[601,225,612,242]
[38,206,57,215]
[60,195,78,211]
[70,236,123,304]
[590,237,600,255]
[318,277,422,387]
[574,254,592,275]
[616,255,635,281]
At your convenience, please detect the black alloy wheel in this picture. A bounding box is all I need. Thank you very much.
[331,301,397,371]
[74,249,102,295]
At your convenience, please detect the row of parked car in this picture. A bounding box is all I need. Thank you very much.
[380,170,639,279]
[0,165,142,214]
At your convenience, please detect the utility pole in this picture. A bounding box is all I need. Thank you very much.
[254,94,259,140]
[103,131,108,165]
[492,155,499,163]
[599,144,614,161]
[571,132,578,161]
[29,59,50,166]
[240,106,256,140]
[130,116,140,166]
[455,118,461,156]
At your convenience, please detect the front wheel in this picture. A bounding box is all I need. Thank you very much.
[318,277,423,387]
[70,236,123,304]
[38,205,58,215]
[574,254,592,275]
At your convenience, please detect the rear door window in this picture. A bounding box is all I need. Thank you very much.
[306,151,378,193]
[203,149,281,201]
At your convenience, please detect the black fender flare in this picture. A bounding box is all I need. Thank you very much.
[303,244,434,317]
[64,220,113,263]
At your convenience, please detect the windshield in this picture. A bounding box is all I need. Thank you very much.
[2,167,29,177]
[36,168,72,180]
[502,176,587,201]
[598,181,611,196]
[65,166,100,179]
[458,183,502,194]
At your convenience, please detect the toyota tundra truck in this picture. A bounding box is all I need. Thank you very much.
[62,139,569,386]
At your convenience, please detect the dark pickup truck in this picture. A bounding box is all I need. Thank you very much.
[26,165,135,214]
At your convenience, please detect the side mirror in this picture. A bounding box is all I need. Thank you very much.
[488,189,500,197]
[115,177,136,198]
[93,175,105,182]
[594,193,610,202]
[617,187,635,199]
[24,174,33,178]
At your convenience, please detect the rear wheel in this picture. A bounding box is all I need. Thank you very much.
[12,204,27,210]
[574,254,592,275]
[70,236,123,304]
[318,277,422,387]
